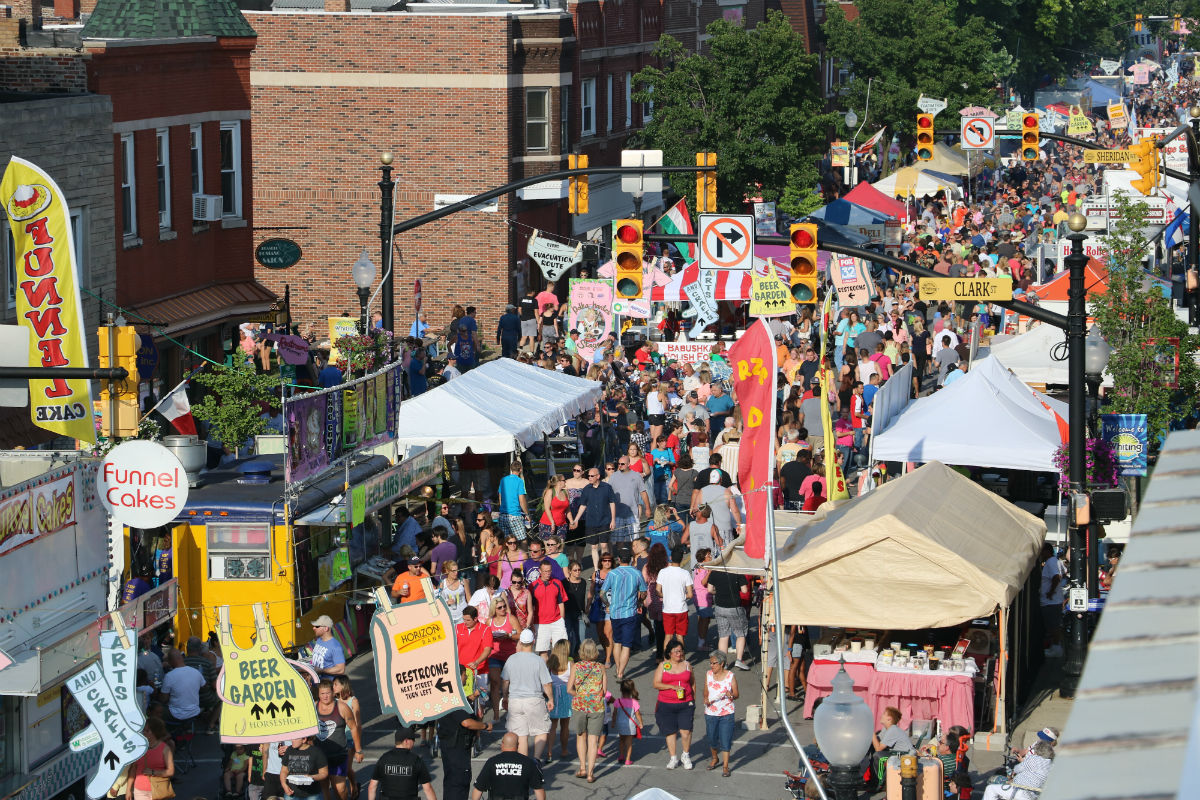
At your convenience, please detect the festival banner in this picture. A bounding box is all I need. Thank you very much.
[831,141,850,168]
[1,157,94,442]
[327,316,358,364]
[1100,413,1149,477]
[597,258,671,318]
[831,256,874,307]
[753,202,778,237]
[0,470,75,557]
[748,259,797,317]
[818,294,851,501]
[567,279,614,363]
[1107,102,1129,130]
[1067,106,1094,135]
[727,318,777,560]
[658,341,715,364]
[370,585,473,725]
[215,605,319,744]
[65,659,148,799]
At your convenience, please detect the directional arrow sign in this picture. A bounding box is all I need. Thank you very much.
[698,214,754,271]
[917,94,948,116]
[435,676,454,693]
[961,116,995,150]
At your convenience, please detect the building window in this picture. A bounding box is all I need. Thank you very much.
[560,86,570,152]
[219,121,242,218]
[71,209,88,290]
[526,88,549,152]
[581,78,596,136]
[606,75,614,132]
[120,133,136,237]
[1,217,14,312]
[156,128,171,229]
[624,72,632,129]
[190,123,203,195]
[643,84,653,123]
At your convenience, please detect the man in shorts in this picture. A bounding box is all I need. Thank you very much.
[607,456,651,546]
[571,466,616,564]
[500,629,554,759]
[601,550,647,680]
[703,568,750,670]
[530,562,568,655]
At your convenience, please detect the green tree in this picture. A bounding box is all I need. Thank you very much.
[1094,191,1200,445]
[631,11,835,216]
[191,359,281,455]
[823,0,1004,145]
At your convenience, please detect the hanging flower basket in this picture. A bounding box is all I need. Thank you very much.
[334,329,393,374]
[1050,438,1118,494]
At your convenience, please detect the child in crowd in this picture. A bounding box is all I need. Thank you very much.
[596,691,615,758]
[612,679,643,766]
[693,548,713,649]
[222,743,250,798]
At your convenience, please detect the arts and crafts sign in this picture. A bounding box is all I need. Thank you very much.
[370,586,472,725]
[285,362,401,484]
[1101,413,1149,477]
[1,157,94,442]
[567,279,614,363]
[681,264,719,330]
[831,256,874,306]
[0,470,76,557]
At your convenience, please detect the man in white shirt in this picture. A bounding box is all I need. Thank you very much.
[1040,543,1066,658]
[657,546,694,643]
[159,648,205,725]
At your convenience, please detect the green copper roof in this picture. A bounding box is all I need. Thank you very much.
[82,0,257,40]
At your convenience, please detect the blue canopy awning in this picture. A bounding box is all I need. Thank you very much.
[808,198,893,226]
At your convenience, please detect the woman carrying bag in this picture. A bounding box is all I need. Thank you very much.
[127,717,174,800]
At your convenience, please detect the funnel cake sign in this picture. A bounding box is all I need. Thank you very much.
[0,471,76,556]
[97,441,188,529]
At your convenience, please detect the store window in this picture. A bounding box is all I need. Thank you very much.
[156,128,171,229]
[1,219,14,313]
[294,525,352,616]
[526,89,549,152]
[120,133,136,237]
[624,72,632,128]
[207,522,270,581]
[190,123,203,195]
[581,78,596,136]
[606,75,614,132]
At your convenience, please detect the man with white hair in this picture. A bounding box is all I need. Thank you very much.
[983,735,1056,800]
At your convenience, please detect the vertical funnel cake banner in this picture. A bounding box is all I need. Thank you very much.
[0,157,95,442]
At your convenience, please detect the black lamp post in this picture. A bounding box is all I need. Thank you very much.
[1061,211,1089,698]
[378,152,396,335]
[353,249,377,336]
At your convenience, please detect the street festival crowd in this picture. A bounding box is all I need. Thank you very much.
[117,69,1200,800]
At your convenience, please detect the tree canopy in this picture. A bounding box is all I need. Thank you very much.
[632,11,835,217]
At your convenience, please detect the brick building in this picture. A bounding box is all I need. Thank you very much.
[245,0,766,339]
[80,0,276,383]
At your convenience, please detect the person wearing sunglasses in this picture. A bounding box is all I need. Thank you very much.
[563,465,590,565]
[569,468,615,570]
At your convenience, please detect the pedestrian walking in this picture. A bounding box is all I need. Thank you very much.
[652,638,695,770]
[612,679,643,766]
[437,667,492,800]
[498,461,531,542]
[702,650,739,777]
[570,466,616,567]
[703,567,750,669]
[500,629,554,759]
[601,549,647,680]
[657,545,693,644]
[367,727,435,800]
[567,638,606,782]
[546,639,573,761]
[471,733,546,800]
[279,736,329,800]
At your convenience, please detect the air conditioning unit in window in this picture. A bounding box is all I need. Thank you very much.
[209,555,269,580]
[193,194,224,222]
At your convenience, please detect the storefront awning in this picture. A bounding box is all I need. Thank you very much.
[127,280,278,337]
[0,613,100,696]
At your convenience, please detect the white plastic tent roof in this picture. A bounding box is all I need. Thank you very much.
[395,358,602,455]
[872,356,1068,472]
[984,323,1070,385]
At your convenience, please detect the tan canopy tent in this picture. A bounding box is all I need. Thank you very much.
[715,462,1046,629]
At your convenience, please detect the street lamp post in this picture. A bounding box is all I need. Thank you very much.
[1061,212,1089,698]
[813,661,875,800]
[1083,326,1112,600]
[378,152,396,335]
[352,249,377,336]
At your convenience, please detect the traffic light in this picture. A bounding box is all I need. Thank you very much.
[568,153,589,214]
[1129,137,1159,196]
[696,152,717,213]
[1021,113,1040,161]
[788,223,819,305]
[1134,13,1143,31]
[613,219,644,300]
[915,114,935,161]
[1174,13,1182,32]
[97,325,140,438]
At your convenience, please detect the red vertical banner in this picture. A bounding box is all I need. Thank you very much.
[728,318,778,560]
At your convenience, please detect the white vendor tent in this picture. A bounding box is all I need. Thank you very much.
[984,323,1070,385]
[395,358,602,454]
[873,166,961,199]
[871,356,1068,472]
[771,462,1047,629]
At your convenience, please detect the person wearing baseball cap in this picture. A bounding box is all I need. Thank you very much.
[310,614,345,681]
[390,556,429,605]
[500,628,554,760]
[368,727,435,800]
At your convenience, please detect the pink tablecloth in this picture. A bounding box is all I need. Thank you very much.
[868,670,975,733]
[803,660,876,718]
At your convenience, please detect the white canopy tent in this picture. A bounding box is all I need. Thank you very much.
[983,323,1070,385]
[395,358,602,454]
[871,356,1068,472]
[872,166,961,199]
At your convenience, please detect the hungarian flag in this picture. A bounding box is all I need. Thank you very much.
[653,198,696,266]
[150,379,197,436]
[855,127,887,154]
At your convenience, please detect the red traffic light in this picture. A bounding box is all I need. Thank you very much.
[791,227,815,249]
[615,224,641,244]
[1023,115,1038,128]
[917,115,933,129]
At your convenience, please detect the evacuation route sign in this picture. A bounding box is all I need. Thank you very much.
[370,588,472,725]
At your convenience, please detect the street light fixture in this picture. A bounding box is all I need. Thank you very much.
[813,661,874,800]
[352,249,377,335]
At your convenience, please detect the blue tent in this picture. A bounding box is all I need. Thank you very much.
[809,198,893,226]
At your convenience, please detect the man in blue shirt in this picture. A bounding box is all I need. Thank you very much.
[391,507,421,556]
[309,615,346,682]
[571,467,616,568]
[601,550,647,680]
[498,461,530,542]
[317,355,342,389]
[704,383,734,444]
[496,304,522,359]
[862,373,881,411]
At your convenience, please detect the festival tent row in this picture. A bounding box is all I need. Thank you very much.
[394,358,602,454]
[871,356,1068,472]
[873,166,961,200]
[844,181,909,221]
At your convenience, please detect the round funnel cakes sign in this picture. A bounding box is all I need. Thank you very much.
[97,440,188,528]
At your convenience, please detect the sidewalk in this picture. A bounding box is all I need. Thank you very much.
[971,657,1075,779]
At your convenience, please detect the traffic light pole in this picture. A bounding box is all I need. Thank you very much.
[0,367,129,380]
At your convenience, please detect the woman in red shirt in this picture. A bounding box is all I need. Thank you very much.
[486,597,522,721]
[128,717,174,800]
[539,474,571,540]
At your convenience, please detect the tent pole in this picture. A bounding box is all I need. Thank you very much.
[768,491,829,800]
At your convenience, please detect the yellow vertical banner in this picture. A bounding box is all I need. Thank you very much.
[1,157,94,442]
[817,293,850,501]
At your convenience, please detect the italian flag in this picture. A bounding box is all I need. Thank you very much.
[654,198,696,266]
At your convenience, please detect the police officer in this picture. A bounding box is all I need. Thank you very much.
[368,727,435,800]
[470,732,545,800]
[438,672,492,800]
